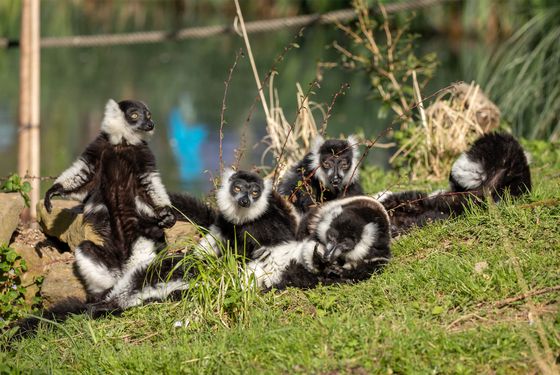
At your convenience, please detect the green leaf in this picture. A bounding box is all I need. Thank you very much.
[21,182,32,193]
[431,306,444,315]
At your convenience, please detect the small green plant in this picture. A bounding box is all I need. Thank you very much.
[0,244,31,328]
[1,173,32,207]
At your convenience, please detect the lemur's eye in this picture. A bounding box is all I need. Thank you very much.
[233,186,241,193]
[251,191,259,197]
[322,161,332,169]
[130,112,139,120]
[340,160,349,168]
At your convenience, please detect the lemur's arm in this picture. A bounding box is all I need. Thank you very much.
[44,135,107,213]
[137,150,176,229]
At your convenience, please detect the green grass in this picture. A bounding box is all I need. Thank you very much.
[2,140,559,374]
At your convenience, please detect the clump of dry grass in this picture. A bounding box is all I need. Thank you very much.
[260,75,324,181]
[391,81,501,180]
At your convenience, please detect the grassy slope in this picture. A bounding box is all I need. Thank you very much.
[2,140,559,374]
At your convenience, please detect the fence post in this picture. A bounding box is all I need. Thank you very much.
[18,0,41,222]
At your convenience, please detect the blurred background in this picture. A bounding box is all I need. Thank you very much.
[0,0,558,195]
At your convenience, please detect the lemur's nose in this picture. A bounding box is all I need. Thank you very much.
[238,196,250,207]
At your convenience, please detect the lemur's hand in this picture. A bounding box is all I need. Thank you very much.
[44,183,62,213]
[156,206,176,228]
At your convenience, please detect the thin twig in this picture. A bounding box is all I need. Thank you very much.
[219,49,242,174]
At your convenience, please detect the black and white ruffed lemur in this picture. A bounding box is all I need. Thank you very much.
[377,132,532,236]
[197,169,301,259]
[246,196,391,289]
[43,99,188,309]
[278,135,364,213]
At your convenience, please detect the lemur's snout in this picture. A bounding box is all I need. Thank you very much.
[238,196,250,207]
[141,121,155,131]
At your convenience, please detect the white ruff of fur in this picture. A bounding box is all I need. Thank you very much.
[315,205,343,243]
[124,236,157,272]
[342,134,361,186]
[55,158,91,190]
[245,239,321,289]
[216,169,272,225]
[344,222,377,267]
[141,172,172,207]
[74,247,118,294]
[101,99,153,145]
[451,153,487,190]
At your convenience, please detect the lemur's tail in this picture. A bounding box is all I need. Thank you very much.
[169,192,217,228]
[377,132,531,236]
[449,132,532,200]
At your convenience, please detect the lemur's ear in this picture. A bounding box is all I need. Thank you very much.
[311,135,325,154]
[346,134,361,160]
[221,168,236,185]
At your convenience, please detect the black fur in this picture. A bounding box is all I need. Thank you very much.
[43,99,176,306]
[379,132,531,236]
[206,169,299,259]
[449,132,531,199]
[169,192,217,228]
[278,136,363,213]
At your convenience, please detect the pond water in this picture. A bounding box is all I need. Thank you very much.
[0,22,479,196]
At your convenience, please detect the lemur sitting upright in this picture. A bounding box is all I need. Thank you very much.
[377,132,532,236]
[278,135,363,212]
[44,99,180,306]
[198,169,300,259]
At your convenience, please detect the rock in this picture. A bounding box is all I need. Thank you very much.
[36,199,102,250]
[41,259,86,309]
[0,192,25,245]
[37,199,199,253]
[165,221,200,253]
[11,232,86,307]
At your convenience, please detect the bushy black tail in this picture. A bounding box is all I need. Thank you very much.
[169,192,217,228]
[379,190,485,236]
[449,132,531,200]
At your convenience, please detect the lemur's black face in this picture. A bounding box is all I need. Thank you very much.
[319,140,354,189]
[229,171,264,208]
[118,100,154,132]
[324,227,358,263]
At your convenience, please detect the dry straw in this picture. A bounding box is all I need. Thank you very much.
[390,81,501,180]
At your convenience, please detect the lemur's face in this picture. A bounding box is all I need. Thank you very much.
[319,140,354,189]
[118,100,155,132]
[324,227,358,263]
[229,172,264,208]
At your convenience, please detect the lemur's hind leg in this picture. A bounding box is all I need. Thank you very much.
[74,240,121,302]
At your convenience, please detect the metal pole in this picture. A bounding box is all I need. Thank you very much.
[29,0,41,221]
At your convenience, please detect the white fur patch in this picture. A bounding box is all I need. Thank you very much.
[450,153,486,190]
[84,202,108,215]
[135,196,156,217]
[343,134,361,185]
[372,190,393,203]
[196,225,225,257]
[428,189,447,198]
[117,280,189,309]
[75,246,118,295]
[315,205,343,243]
[245,239,322,289]
[55,158,91,190]
[216,169,272,225]
[344,222,376,265]
[125,236,157,272]
[141,172,172,207]
[101,99,152,145]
